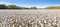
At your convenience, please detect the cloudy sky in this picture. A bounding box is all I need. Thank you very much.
[0,0,60,8]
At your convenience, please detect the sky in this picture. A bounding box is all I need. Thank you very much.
[0,0,60,8]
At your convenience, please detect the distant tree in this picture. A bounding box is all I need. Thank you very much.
[0,4,8,9]
[7,5,21,9]
[0,4,38,9]
[46,6,60,9]
[31,7,37,9]
[23,7,29,9]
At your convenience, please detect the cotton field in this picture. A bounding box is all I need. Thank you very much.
[0,10,60,27]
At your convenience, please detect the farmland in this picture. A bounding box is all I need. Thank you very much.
[0,10,60,27]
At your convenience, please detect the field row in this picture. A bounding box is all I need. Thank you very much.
[0,10,60,27]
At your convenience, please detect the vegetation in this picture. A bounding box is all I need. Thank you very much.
[45,6,60,9]
[31,7,37,9]
[0,4,8,9]
[0,10,60,27]
[0,4,37,9]
[0,4,60,9]
[7,5,21,9]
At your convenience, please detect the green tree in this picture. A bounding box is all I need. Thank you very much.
[31,7,37,9]
[46,6,60,9]
[7,5,21,9]
[0,4,8,9]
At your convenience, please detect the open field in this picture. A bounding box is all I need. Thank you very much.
[0,10,60,27]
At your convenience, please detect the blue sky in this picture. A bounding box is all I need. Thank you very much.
[0,0,60,8]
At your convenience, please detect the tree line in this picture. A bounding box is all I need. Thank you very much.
[0,4,37,9]
[0,4,60,9]
[44,6,60,9]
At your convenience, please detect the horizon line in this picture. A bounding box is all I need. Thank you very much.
[0,1,60,8]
